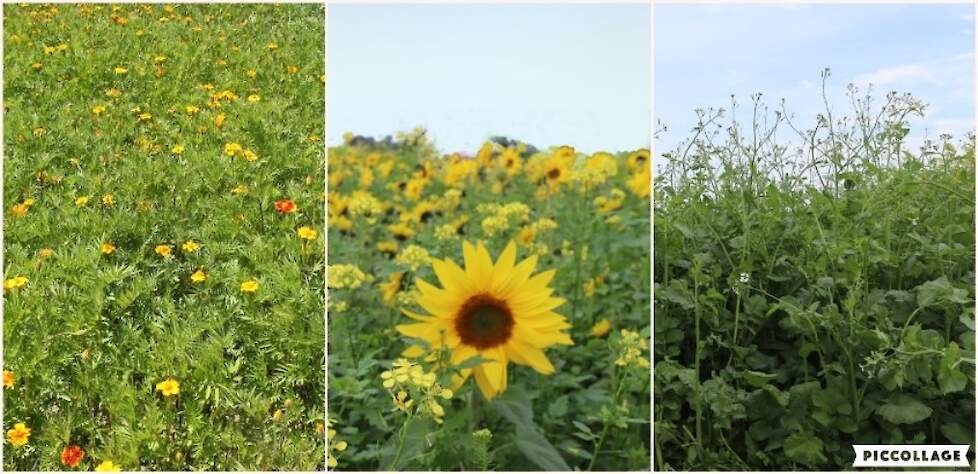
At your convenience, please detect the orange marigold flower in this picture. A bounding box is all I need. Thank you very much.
[61,445,85,467]
[275,199,297,214]
[3,370,14,389]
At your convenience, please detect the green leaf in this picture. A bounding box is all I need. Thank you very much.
[513,425,572,471]
[740,370,777,388]
[940,422,974,445]
[491,385,534,429]
[380,416,433,470]
[877,395,932,424]
[938,343,968,395]
[783,431,826,468]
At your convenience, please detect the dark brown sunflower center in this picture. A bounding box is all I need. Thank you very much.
[455,294,514,349]
[547,168,561,180]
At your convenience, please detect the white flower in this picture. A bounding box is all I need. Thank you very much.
[739,272,750,284]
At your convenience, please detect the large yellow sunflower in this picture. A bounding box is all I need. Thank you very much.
[396,241,573,399]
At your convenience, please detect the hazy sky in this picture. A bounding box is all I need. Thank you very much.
[328,4,651,154]
[656,3,975,154]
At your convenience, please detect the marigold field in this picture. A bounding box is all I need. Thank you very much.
[326,131,651,470]
[654,82,976,470]
[3,4,325,470]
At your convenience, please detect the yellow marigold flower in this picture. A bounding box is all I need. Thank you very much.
[75,196,90,207]
[113,66,128,74]
[224,142,242,157]
[11,202,30,217]
[31,62,43,70]
[91,105,107,115]
[3,276,29,291]
[287,65,299,74]
[101,194,114,206]
[267,42,278,50]
[101,243,116,255]
[231,184,248,195]
[155,244,172,257]
[105,88,122,98]
[182,240,200,252]
[590,318,612,337]
[171,145,185,155]
[137,112,152,121]
[246,69,257,78]
[190,269,207,283]
[247,94,260,103]
[6,423,30,447]
[214,113,226,128]
[271,409,284,422]
[240,280,260,293]
[185,105,199,115]
[242,149,258,161]
[43,45,56,54]
[4,370,15,389]
[95,460,121,472]
[297,226,318,240]
[39,248,54,258]
[153,55,167,63]
[156,378,180,396]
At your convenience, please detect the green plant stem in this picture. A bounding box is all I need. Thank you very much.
[387,412,414,470]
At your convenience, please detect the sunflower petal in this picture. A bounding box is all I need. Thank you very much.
[506,338,556,374]
[491,241,518,293]
[432,257,468,293]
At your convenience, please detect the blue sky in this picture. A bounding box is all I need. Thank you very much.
[656,4,975,155]
[328,4,651,154]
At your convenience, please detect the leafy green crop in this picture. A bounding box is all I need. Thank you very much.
[3,4,325,470]
[654,73,975,470]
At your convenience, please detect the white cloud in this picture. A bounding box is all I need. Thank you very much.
[852,53,974,88]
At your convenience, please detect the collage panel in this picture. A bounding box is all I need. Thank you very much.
[3,4,325,471]
[326,4,651,471]
[654,3,976,471]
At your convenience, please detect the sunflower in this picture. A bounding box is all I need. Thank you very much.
[626,148,650,171]
[498,148,522,176]
[396,241,573,399]
[541,155,572,187]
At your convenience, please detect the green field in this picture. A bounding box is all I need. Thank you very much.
[3,4,325,470]
[654,85,976,470]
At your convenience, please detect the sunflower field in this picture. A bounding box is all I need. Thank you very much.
[654,83,976,470]
[326,130,651,470]
[3,4,325,470]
